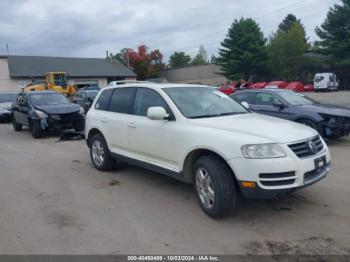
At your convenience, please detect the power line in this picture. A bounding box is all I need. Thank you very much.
[179,0,313,52]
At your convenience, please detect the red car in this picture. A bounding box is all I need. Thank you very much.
[251,82,268,89]
[304,84,314,92]
[219,84,237,95]
[286,81,305,92]
[267,81,288,89]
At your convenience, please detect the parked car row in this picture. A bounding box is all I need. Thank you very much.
[217,73,339,96]
[231,89,350,139]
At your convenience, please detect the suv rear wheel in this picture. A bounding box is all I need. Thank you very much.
[89,134,116,171]
[194,155,238,218]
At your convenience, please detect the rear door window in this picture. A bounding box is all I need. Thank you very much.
[109,87,136,114]
[95,89,114,111]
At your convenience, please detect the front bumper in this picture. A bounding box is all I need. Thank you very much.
[323,122,350,137]
[238,162,330,199]
[0,110,11,122]
[227,139,331,199]
[40,114,85,131]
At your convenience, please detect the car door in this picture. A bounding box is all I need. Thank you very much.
[252,92,291,120]
[106,87,136,156]
[14,94,29,125]
[232,92,255,106]
[127,87,176,171]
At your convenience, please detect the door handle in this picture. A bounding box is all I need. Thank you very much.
[100,119,107,123]
[128,122,136,128]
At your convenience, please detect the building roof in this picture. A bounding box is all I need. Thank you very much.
[7,55,136,78]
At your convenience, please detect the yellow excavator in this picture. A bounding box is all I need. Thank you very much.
[24,72,77,97]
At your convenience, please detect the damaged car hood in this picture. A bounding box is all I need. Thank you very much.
[35,104,80,114]
[300,104,350,117]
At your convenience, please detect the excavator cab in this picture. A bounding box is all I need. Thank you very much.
[24,72,76,97]
[46,72,68,89]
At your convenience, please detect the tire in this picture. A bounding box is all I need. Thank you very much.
[194,155,238,218]
[297,119,318,132]
[89,133,115,171]
[12,115,22,131]
[30,120,43,138]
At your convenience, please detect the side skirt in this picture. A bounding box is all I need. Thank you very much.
[110,153,187,183]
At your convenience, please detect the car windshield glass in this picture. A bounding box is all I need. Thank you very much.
[163,87,248,119]
[0,93,17,103]
[30,93,70,106]
[278,90,314,106]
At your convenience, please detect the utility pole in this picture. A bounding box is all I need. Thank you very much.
[6,44,9,56]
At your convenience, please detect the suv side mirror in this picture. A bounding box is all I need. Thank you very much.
[147,107,169,120]
[273,101,285,109]
[241,101,250,109]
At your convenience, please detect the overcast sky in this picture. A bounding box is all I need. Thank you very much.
[0,0,339,61]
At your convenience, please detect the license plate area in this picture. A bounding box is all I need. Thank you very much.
[315,155,327,170]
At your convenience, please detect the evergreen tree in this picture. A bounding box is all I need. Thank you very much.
[217,18,267,81]
[315,0,350,87]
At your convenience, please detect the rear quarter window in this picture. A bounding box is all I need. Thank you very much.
[95,89,114,111]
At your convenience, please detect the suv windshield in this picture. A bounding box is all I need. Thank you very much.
[163,87,248,119]
[0,93,17,103]
[30,93,70,106]
[278,90,314,106]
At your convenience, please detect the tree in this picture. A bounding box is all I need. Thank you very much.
[315,0,350,88]
[168,51,191,68]
[113,48,132,67]
[267,22,309,81]
[278,14,308,44]
[191,45,208,65]
[210,55,218,64]
[115,45,165,80]
[216,18,267,81]
[278,14,298,32]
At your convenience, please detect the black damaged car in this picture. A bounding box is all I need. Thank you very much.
[11,91,85,138]
[231,89,350,139]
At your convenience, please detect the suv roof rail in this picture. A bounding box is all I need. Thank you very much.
[108,80,153,86]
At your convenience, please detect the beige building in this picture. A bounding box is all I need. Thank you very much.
[0,55,136,91]
[160,63,227,85]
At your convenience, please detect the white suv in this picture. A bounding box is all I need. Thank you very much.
[85,83,331,218]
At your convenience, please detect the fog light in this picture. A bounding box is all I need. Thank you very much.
[241,181,256,188]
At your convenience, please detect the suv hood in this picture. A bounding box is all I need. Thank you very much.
[35,104,80,114]
[189,113,317,143]
[300,104,350,117]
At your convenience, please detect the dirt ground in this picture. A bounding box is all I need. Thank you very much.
[0,91,349,255]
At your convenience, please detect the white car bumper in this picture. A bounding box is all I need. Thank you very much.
[227,136,331,199]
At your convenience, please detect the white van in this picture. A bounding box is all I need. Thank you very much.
[314,73,339,91]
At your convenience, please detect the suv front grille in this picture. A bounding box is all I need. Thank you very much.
[59,112,81,122]
[288,135,323,158]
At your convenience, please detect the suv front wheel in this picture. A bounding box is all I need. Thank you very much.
[89,133,116,171]
[194,155,238,218]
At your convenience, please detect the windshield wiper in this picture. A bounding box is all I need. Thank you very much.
[189,112,246,119]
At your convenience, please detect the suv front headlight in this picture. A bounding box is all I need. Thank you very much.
[241,144,286,159]
[79,107,85,115]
